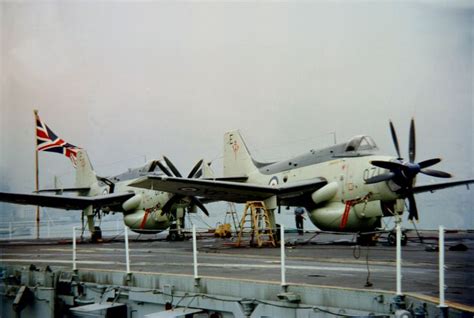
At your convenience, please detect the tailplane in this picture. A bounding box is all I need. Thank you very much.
[223,130,267,177]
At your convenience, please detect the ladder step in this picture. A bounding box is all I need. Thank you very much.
[236,201,277,248]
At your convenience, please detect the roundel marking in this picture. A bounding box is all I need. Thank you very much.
[268,176,279,187]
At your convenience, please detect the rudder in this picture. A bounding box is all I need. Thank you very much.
[75,150,97,188]
[223,130,259,177]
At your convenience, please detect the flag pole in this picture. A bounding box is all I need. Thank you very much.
[34,109,40,239]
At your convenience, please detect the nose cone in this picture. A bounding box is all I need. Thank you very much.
[404,162,420,178]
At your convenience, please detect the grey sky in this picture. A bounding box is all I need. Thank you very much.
[1,1,472,229]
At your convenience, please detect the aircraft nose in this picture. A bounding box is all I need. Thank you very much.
[405,162,421,176]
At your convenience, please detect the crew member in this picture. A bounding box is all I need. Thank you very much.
[294,207,305,235]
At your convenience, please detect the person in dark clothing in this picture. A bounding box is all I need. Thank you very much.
[294,207,305,235]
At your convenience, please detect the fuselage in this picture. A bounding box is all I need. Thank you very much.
[233,135,405,232]
[93,168,174,234]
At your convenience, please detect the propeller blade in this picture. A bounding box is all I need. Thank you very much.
[163,156,182,178]
[420,169,452,178]
[156,160,173,177]
[371,160,408,172]
[409,118,416,163]
[194,169,203,179]
[365,172,395,184]
[187,159,204,178]
[389,120,402,159]
[190,196,210,217]
[160,195,183,216]
[97,176,115,193]
[407,193,418,221]
[148,160,159,173]
[418,158,441,169]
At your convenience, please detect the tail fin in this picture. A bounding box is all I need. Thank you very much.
[75,150,97,188]
[75,150,101,238]
[201,161,216,179]
[223,130,261,177]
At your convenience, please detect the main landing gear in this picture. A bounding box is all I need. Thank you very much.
[167,223,185,241]
[356,230,408,246]
[91,226,103,243]
[387,230,408,246]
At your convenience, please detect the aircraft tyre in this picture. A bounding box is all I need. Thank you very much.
[91,226,102,243]
[168,224,184,241]
[169,231,182,241]
[275,224,281,244]
[387,231,408,246]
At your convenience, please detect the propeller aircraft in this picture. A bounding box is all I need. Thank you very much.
[130,119,473,245]
[0,150,211,241]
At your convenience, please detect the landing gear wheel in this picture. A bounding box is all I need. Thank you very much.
[91,226,102,243]
[169,231,182,241]
[387,232,396,246]
[168,224,184,241]
[387,231,408,246]
[275,224,281,244]
[401,232,408,246]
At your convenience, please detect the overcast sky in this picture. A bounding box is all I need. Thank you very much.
[1,1,472,229]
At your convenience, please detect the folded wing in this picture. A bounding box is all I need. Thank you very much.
[413,179,474,194]
[128,176,327,204]
[0,191,135,211]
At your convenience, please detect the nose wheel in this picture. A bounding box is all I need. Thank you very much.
[167,223,185,241]
[387,230,407,246]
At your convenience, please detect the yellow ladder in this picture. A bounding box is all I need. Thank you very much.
[225,202,240,234]
[236,201,276,247]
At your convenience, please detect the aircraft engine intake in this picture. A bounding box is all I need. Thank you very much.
[309,201,383,232]
[122,194,142,211]
[311,182,338,205]
[124,209,170,234]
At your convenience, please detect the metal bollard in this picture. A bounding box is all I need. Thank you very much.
[281,225,286,287]
[438,226,448,317]
[124,224,131,274]
[72,226,77,272]
[396,223,402,296]
[193,224,199,280]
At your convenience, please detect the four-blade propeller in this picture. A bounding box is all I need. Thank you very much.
[365,119,452,221]
[158,156,210,217]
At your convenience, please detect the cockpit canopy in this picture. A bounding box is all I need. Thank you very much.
[344,135,378,152]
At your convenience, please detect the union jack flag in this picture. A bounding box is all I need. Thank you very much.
[36,114,81,167]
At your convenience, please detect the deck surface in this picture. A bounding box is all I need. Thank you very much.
[1,230,473,308]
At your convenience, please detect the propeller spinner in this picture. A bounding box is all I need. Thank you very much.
[366,119,452,221]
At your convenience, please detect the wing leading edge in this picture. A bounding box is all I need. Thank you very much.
[128,176,327,203]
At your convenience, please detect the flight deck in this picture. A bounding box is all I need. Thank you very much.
[0,230,473,317]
